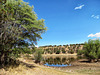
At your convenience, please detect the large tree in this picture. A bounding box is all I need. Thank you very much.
[0,0,47,65]
[84,39,100,62]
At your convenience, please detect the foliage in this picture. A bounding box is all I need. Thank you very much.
[0,0,46,66]
[45,49,50,54]
[68,50,74,54]
[83,39,100,62]
[34,49,43,63]
[50,51,53,54]
[47,50,51,54]
[53,45,57,47]
[56,50,60,54]
[62,48,66,53]
[77,50,84,55]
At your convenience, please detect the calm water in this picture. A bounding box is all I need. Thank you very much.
[43,55,78,67]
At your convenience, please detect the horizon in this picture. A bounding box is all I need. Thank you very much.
[37,42,85,47]
[24,0,100,46]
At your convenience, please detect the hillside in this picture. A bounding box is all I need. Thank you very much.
[39,44,84,54]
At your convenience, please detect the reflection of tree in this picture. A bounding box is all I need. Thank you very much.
[43,57,76,65]
[68,57,75,63]
[77,56,84,60]
[56,57,61,64]
[62,58,66,62]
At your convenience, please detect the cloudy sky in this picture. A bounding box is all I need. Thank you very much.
[24,0,100,46]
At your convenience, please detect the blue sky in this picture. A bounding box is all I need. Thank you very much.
[24,0,100,46]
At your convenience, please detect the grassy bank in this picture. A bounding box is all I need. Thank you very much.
[0,58,72,75]
[0,56,100,75]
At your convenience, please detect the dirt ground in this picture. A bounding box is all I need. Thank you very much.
[0,56,100,75]
[50,59,100,75]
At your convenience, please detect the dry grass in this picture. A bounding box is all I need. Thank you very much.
[0,58,70,75]
[0,57,100,75]
[0,63,69,75]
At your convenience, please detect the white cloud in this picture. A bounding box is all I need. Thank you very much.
[74,5,84,10]
[88,32,100,38]
[91,15,94,17]
[91,15,100,19]
[88,34,94,37]
[35,45,38,48]
[92,38,99,40]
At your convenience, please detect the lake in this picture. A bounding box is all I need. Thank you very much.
[43,55,79,67]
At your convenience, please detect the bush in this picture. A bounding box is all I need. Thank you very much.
[50,51,53,54]
[62,48,66,53]
[77,50,84,55]
[47,50,51,54]
[34,49,43,63]
[56,50,60,54]
[68,50,74,54]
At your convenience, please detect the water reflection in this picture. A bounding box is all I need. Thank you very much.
[44,63,71,67]
[43,56,77,67]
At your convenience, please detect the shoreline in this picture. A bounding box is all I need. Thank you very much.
[42,53,77,57]
[1,55,100,75]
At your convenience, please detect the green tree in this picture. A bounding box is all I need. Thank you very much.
[97,47,100,59]
[84,39,100,62]
[0,0,47,66]
[70,50,74,54]
[77,50,84,55]
[56,50,60,54]
[62,48,66,53]
[68,50,74,54]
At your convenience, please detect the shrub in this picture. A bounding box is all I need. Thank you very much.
[68,50,74,54]
[70,50,74,54]
[56,50,60,54]
[47,50,51,54]
[62,48,66,53]
[34,49,43,63]
[77,50,84,55]
[50,51,53,54]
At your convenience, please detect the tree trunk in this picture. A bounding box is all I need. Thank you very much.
[0,52,8,67]
[0,53,5,67]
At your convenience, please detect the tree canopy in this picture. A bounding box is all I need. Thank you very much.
[0,0,47,65]
[84,39,100,62]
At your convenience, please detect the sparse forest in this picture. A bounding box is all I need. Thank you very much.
[40,44,84,54]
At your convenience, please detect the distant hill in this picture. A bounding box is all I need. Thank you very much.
[39,44,84,54]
